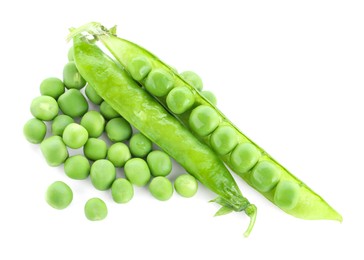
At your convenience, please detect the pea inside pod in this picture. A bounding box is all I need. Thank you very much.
[250,161,281,192]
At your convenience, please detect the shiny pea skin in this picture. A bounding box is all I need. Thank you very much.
[84,198,107,221]
[166,87,195,114]
[23,118,47,144]
[64,155,90,180]
[180,71,203,91]
[105,117,132,142]
[129,133,153,157]
[83,138,108,161]
[174,174,198,198]
[149,176,173,201]
[111,178,134,203]
[40,77,65,99]
[124,158,151,187]
[128,56,152,81]
[85,84,103,105]
[52,115,74,136]
[100,101,119,120]
[201,90,217,106]
[210,125,238,155]
[230,143,260,174]
[63,62,86,89]
[144,68,174,97]
[251,161,281,192]
[107,142,131,167]
[30,96,59,121]
[40,136,68,166]
[80,111,105,138]
[147,150,172,177]
[90,159,116,190]
[189,105,220,136]
[45,181,73,210]
[274,180,300,210]
[58,89,88,118]
[62,123,88,149]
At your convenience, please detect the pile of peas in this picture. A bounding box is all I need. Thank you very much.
[23,46,199,220]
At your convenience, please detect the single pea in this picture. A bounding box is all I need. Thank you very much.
[166,87,195,114]
[67,46,74,61]
[84,198,108,221]
[274,180,300,210]
[210,125,238,155]
[251,161,281,192]
[63,62,86,90]
[180,71,203,91]
[107,142,131,167]
[144,68,174,97]
[39,77,65,99]
[64,155,90,180]
[85,84,103,105]
[80,111,105,138]
[147,150,172,177]
[23,118,47,144]
[129,133,153,157]
[128,56,152,81]
[58,89,88,118]
[100,101,119,120]
[111,178,134,204]
[201,90,217,106]
[51,114,74,136]
[30,96,59,121]
[83,138,108,161]
[45,181,73,210]
[62,123,88,149]
[189,105,220,136]
[40,136,68,166]
[90,159,116,190]
[149,176,173,201]
[105,117,132,142]
[230,143,260,174]
[174,174,198,198]
[124,158,151,187]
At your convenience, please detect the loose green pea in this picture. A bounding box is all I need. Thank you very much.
[230,143,260,174]
[64,155,90,180]
[210,125,238,155]
[166,87,195,114]
[180,71,203,91]
[63,62,86,90]
[83,138,108,161]
[100,101,119,120]
[147,150,172,177]
[85,84,103,105]
[62,123,88,149]
[90,159,116,190]
[51,115,74,136]
[84,198,107,221]
[129,133,153,157]
[251,161,281,192]
[128,56,152,81]
[58,89,88,118]
[30,96,59,121]
[45,181,73,210]
[40,77,65,99]
[124,158,151,187]
[174,174,198,198]
[201,90,217,106]
[23,118,47,144]
[40,136,68,166]
[189,105,220,136]
[68,46,74,61]
[105,117,132,142]
[80,111,105,138]
[149,176,173,201]
[107,143,131,167]
[145,68,174,97]
[111,178,134,204]
[274,180,300,210]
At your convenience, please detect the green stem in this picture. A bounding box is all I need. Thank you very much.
[244,204,257,237]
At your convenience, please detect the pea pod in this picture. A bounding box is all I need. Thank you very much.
[78,22,342,222]
[71,32,257,236]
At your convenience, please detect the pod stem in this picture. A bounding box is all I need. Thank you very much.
[66,22,110,42]
[244,204,257,237]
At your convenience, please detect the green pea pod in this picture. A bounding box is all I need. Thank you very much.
[71,32,257,236]
[71,22,342,222]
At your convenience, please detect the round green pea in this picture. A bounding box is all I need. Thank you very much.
[100,101,119,120]
[40,77,65,99]
[64,155,90,180]
[149,177,173,201]
[180,71,203,91]
[129,133,153,157]
[174,174,198,198]
[105,117,132,142]
[230,143,260,174]
[166,87,195,114]
[83,138,108,161]
[274,180,300,210]
[62,123,88,149]
[84,198,107,221]
[67,46,74,61]
[51,115,74,136]
[30,96,59,121]
[124,158,151,187]
[40,136,68,166]
[90,159,116,190]
[189,105,220,136]
[128,56,152,81]
[63,62,86,90]
[210,125,238,155]
[107,143,131,167]
[145,68,174,97]
[147,150,172,177]
[111,178,134,204]
[85,84,103,105]
[58,89,88,118]
[45,181,73,210]
[251,161,281,192]
[201,90,217,106]
[23,118,47,144]
[80,111,105,138]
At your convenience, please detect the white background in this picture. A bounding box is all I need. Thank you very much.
[1,0,363,259]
